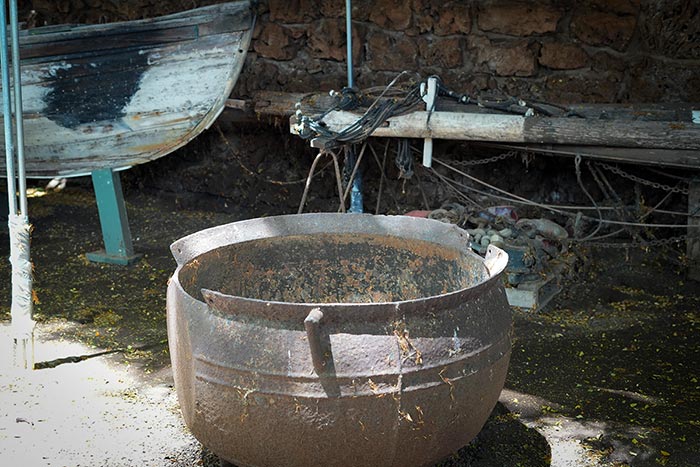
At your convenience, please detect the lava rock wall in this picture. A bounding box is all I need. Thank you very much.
[23,0,700,104]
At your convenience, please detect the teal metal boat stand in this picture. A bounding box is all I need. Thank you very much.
[86,168,141,265]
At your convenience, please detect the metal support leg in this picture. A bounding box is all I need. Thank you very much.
[688,178,700,281]
[86,169,141,265]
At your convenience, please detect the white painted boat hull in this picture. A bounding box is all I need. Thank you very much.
[0,1,253,178]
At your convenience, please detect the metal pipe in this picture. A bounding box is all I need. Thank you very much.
[345,0,363,212]
[3,0,34,370]
[345,145,363,213]
[345,0,353,88]
[1,0,17,215]
[341,143,366,206]
[9,0,27,215]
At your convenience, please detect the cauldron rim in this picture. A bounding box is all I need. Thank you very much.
[170,213,508,322]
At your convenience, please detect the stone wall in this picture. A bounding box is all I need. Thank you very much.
[24,0,700,104]
[239,0,700,103]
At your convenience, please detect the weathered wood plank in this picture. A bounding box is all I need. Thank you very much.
[239,90,699,123]
[19,34,241,125]
[565,103,696,122]
[524,117,699,150]
[20,25,199,60]
[247,91,339,116]
[19,2,251,44]
[294,110,700,151]
[19,2,251,67]
[435,101,697,121]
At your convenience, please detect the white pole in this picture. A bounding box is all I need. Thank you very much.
[2,0,35,369]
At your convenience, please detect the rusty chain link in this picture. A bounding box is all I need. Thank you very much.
[596,162,689,195]
[443,150,518,167]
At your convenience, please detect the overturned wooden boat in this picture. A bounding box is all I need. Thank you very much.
[0,1,254,264]
[0,0,254,178]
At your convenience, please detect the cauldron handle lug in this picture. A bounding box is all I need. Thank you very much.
[170,239,189,267]
[484,245,509,277]
[304,308,327,374]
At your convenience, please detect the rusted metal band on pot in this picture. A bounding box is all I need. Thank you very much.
[191,332,510,399]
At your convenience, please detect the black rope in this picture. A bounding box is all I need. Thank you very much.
[435,77,582,118]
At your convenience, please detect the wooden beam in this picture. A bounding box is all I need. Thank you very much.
[227,91,700,166]
[291,110,700,150]
[231,91,699,122]
[565,103,696,122]
[224,98,250,111]
[225,91,338,116]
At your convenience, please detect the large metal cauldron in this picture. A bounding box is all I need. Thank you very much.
[167,213,511,467]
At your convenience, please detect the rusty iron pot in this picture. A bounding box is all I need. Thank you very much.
[167,213,511,467]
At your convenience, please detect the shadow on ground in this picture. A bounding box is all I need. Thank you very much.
[440,403,551,467]
[504,249,700,467]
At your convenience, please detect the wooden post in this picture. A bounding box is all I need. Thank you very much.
[688,179,700,281]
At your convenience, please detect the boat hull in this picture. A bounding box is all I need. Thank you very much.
[0,2,253,178]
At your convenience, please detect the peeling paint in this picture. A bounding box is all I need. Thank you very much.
[0,2,254,178]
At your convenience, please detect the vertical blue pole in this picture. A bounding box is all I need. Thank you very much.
[345,0,353,89]
[9,0,27,215]
[349,167,363,213]
[345,0,363,213]
[1,0,17,215]
[346,147,363,213]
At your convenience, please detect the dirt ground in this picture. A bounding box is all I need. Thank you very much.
[0,128,698,467]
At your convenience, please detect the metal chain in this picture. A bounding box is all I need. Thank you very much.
[581,234,689,248]
[443,150,518,167]
[596,162,689,195]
